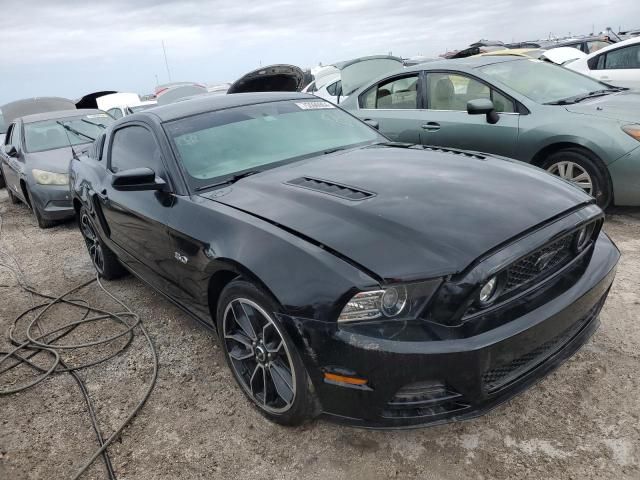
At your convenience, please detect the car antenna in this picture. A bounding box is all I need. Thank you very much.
[56,120,79,160]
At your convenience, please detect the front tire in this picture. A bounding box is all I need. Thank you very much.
[216,280,318,426]
[7,188,19,204]
[78,206,126,280]
[542,149,611,208]
[26,188,56,229]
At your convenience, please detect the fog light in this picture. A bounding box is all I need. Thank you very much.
[381,286,407,317]
[479,276,498,305]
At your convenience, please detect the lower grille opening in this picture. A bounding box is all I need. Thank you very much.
[382,381,470,419]
[482,293,606,393]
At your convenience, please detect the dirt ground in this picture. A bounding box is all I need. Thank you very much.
[0,188,638,480]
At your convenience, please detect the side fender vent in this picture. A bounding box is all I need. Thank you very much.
[286,177,375,201]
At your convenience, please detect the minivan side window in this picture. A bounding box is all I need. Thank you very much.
[360,74,419,109]
[109,125,165,178]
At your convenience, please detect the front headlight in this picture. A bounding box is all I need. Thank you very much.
[32,169,69,186]
[337,281,439,323]
[622,124,640,142]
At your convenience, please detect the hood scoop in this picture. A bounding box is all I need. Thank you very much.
[286,176,375,201]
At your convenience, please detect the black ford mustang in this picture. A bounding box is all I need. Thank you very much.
[70,92,619,428]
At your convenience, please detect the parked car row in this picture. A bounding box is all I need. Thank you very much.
[332,55,640,208]
[0,48,628,429]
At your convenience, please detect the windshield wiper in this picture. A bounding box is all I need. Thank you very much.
[545,88,623,105]
[81,118,106,129]
[195,170,261,191]
[56,121,95,142]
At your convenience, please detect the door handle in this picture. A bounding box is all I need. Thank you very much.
[96,189,108,201]
[421,122,441,131]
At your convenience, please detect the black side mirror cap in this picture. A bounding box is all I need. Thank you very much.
[3,144,18,157]
[363,119,380,130]
[467,99,499,124]
[111,167,167,191]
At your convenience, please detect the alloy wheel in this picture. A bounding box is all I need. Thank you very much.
[80,213,105,274]
[223,298,296,413]
[547,161,593,196]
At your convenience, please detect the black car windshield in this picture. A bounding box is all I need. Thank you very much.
[165,99,382,186]
[25,113,114,153]
[479,58,616,104]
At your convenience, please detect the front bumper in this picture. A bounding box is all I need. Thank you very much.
[29,183,74,220]
[279,232,619,428]
[609,145,640,207]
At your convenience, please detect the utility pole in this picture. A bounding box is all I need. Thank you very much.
[162,40,172,82]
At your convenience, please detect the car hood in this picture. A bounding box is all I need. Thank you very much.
[334,56,404,96]
[564,91,640,123]
[200,146,591,281]
[227,64,304,94]
[25,146,77,173]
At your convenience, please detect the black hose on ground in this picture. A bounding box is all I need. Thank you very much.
[0,213,159,480]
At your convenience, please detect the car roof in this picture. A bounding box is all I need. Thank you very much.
[406,55,524,72]
[21,109,105,124]
[145,92,318,122]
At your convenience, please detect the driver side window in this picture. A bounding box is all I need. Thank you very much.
[427,73,515,113]
[109,125,165,179]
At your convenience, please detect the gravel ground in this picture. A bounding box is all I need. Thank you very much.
[0,188,639,480]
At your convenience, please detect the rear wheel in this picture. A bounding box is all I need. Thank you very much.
[542,149,611,208]
[216,280,317,426]
[79,206,126,280]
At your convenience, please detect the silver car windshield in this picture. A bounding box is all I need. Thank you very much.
[165,100,382,186]
[25,114,114,153]
[479,59,615,104]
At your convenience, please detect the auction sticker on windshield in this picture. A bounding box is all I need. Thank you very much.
[295,101,335,110]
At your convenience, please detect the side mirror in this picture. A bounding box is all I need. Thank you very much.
[467,99,499,124]
[111,167,167,191]
[363,119,380,130]
[3,144,18,157]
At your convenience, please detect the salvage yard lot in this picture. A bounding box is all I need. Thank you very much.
[0,188,638,480]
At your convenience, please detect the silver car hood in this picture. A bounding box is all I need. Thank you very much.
[564,91,640,123]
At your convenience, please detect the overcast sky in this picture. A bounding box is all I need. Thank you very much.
[0,0,638,104]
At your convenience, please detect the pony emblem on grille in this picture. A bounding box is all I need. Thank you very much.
[535,249,560,272]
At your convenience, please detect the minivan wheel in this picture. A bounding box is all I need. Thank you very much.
[217,280,318,426]
[543,149,611,208]
[79,207,126,280]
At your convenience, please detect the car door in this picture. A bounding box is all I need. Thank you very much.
[590,43,640,89]
[99,123,176,289]
[417,71,520,157]
[1,122,27,201]
[352,72,425,143]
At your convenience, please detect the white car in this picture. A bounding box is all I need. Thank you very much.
[98,93,157,119]
[566,37,640,89]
